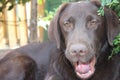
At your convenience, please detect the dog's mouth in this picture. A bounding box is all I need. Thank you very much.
[73,57,96,79]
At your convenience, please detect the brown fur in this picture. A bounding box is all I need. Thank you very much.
[0,1,120,80]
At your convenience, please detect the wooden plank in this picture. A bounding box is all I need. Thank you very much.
[39,27,44,42]
[38,0,45,42]
[6,3,17,48]
[17,4,28,46]
[0,12,6,48]
[38,0,45,17]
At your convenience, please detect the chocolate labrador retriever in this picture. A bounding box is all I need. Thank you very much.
[0,0,120,80]
[46,1,120,80]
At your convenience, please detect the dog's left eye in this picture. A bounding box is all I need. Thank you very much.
[87,19,98,30]
[90,20,97,25]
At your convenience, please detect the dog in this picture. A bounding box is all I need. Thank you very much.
[0,1,120,80]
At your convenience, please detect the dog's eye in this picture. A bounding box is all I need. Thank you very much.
[91,20,97,25]
[64,21,70,27]
[87,19,98,30]
[63,21,74,32]
[90,20,97,27]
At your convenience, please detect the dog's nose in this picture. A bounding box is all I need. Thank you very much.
[70,44,87,56]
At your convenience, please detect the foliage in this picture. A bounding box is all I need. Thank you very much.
[97,0,120,59]
[37,8,57,30]
[43,8,57,21]
[98,0,120,18]
[0,0,30,11]
[109,33,120,59]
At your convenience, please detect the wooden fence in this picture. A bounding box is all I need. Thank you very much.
[0,1,46,49]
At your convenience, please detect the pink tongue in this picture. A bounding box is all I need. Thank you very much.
[76,63,90,74]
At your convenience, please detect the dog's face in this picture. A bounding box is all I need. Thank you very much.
[48,1,120,79]
[59,2,105,79]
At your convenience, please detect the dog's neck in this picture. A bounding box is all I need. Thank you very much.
[50,50,80,80]
[96,41,112,66]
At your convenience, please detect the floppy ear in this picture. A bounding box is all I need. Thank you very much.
[104,8,120,46]
[48,3,69,49]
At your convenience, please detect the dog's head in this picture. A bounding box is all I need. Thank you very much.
[48,1,120,79]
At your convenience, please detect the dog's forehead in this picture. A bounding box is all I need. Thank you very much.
[70,1,97,11]
[62,1,98,17]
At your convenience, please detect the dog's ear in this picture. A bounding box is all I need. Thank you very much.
[48,3,69,49]
[91,0,101,8]
[104,8,120,46]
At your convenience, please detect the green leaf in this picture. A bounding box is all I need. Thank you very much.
[113,0,119,3]
[101,0,106,6]
[0,0,5,3]
[97,7,104,16]
[109,33,120,59]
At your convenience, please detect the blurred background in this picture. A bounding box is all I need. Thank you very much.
[0,0,82,49]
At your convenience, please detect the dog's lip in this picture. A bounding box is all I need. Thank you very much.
[73,57,96,79]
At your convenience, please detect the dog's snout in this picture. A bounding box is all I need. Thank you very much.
[70,44,88,56]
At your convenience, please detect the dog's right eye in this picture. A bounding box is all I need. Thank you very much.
[63,21,74,32]
[64,21,69,26]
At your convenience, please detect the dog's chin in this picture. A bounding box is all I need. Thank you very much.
[73,57,96,79]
